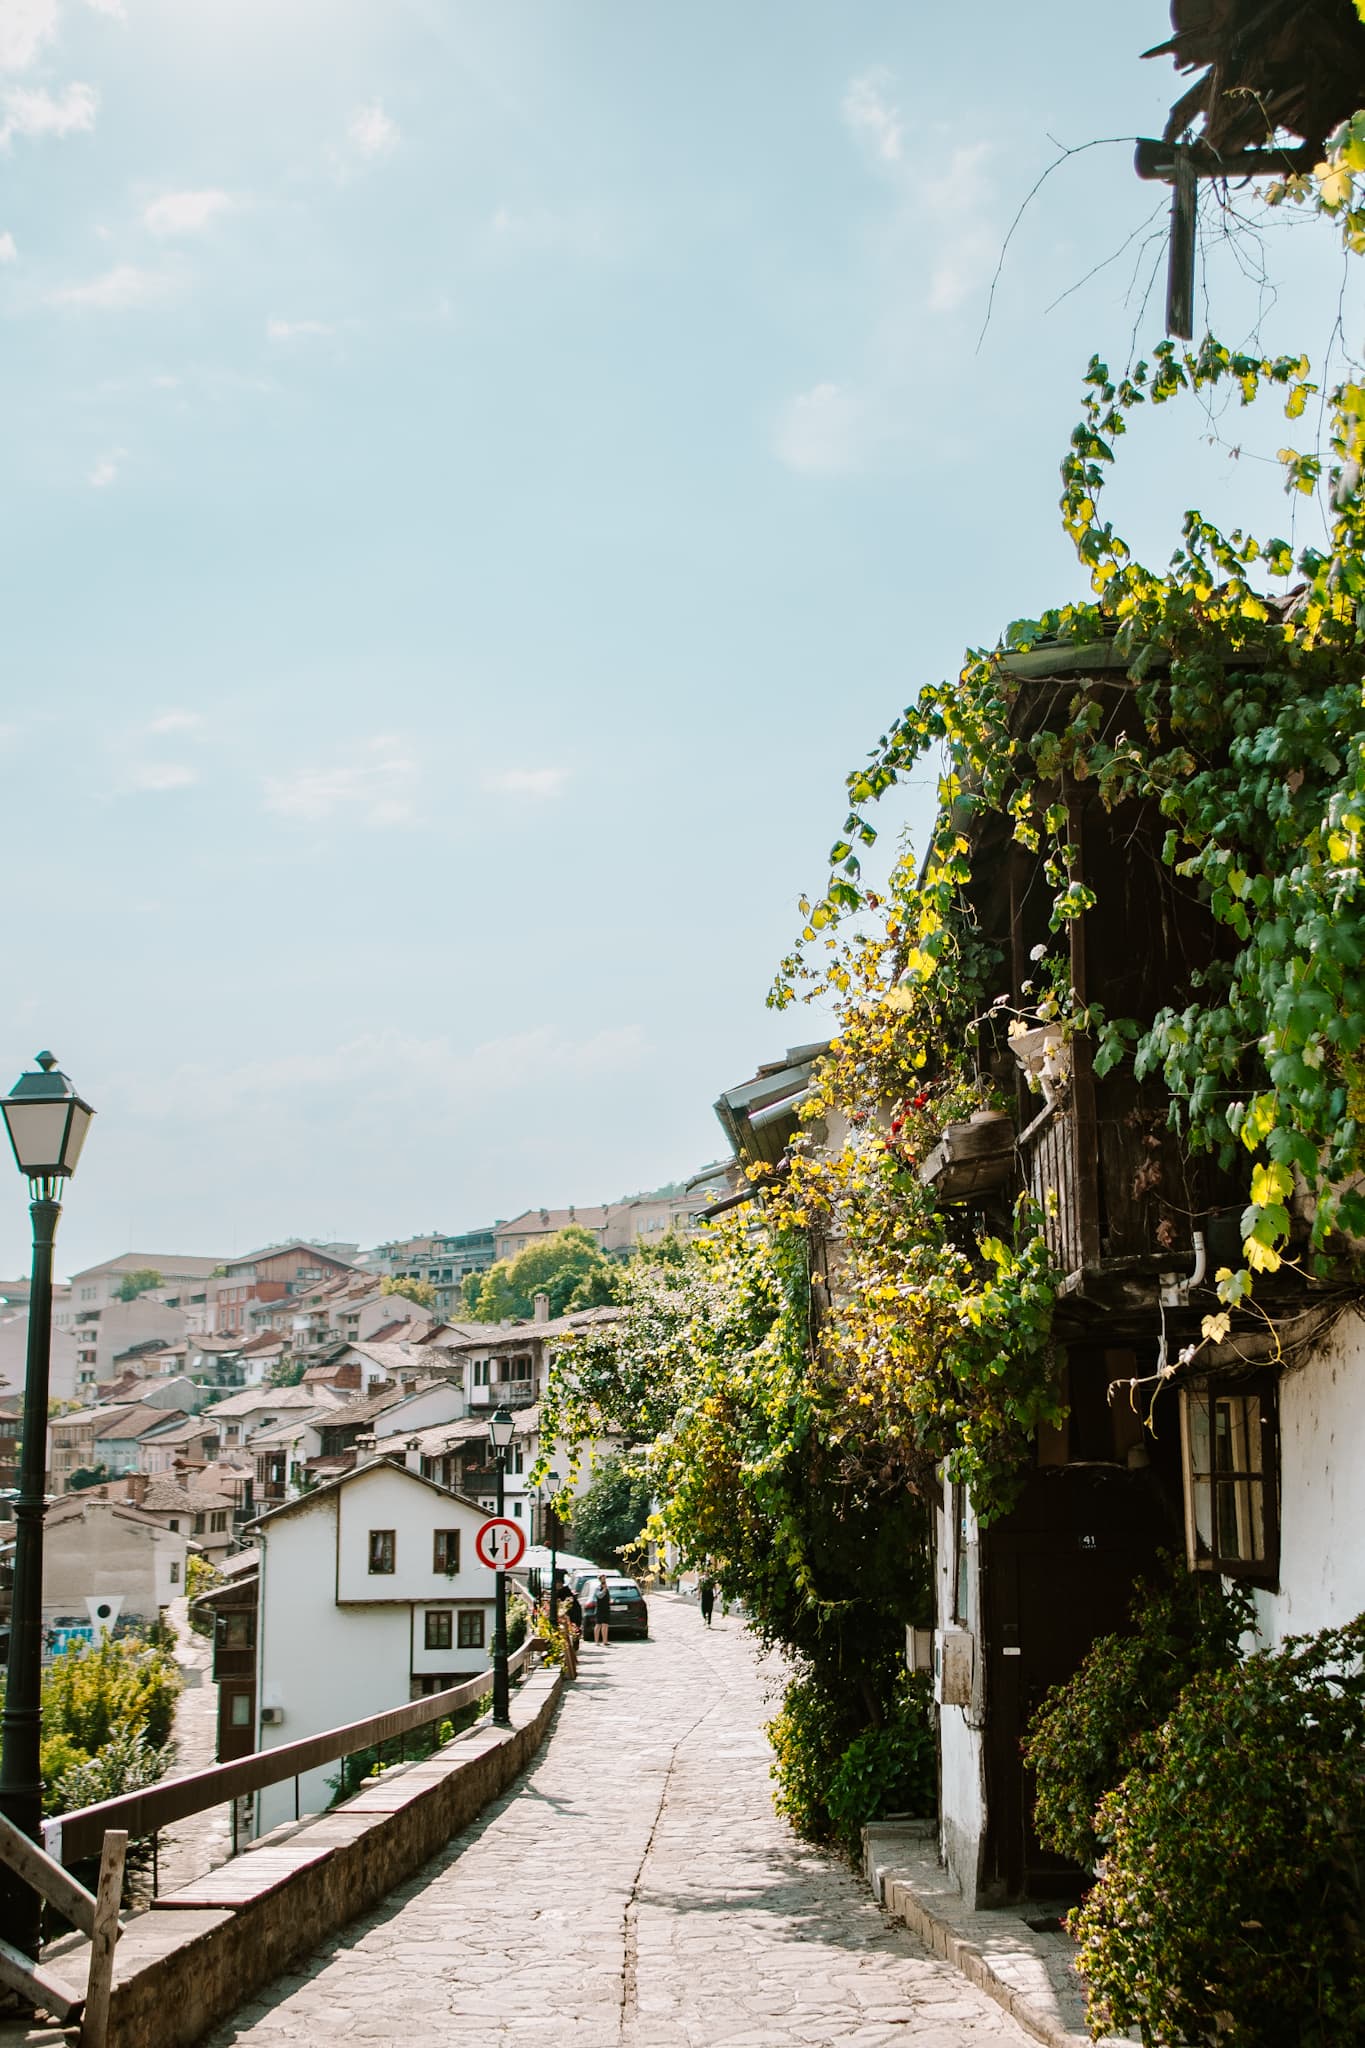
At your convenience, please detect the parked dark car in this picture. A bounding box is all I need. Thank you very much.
[605,1577,649,1639]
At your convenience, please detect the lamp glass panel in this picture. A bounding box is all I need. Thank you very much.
[487,1409,515,1452]
[2,1099,75,1175]
[61,1104,92,1174]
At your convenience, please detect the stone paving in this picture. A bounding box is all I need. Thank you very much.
[205,1596,1031,2048]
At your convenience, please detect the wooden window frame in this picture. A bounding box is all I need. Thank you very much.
[368,1527,396,1575]
[1179,1372,1279,1588]
[457,1609,485,1649]
[424,1608,453,1651]
[433,1528,460,1575]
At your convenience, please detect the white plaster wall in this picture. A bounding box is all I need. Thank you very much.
[1254,1313,1365,1645]
[933,1483,989,1905]
[334,1464,494,1606]
[257,1496,413,1829]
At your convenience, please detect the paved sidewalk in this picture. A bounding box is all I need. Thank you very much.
[206,1597,1032,2048]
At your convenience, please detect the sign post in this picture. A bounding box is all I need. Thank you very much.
[481,1408,519,1728]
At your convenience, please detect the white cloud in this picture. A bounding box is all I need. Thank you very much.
[88,445,125,486]
[144,189,233,237]
[266,317,333,342]
[842,68,903,165]
[49,263,170,309]
[129,761,197,792]
[773,382,864,476]
[263,736,419,827]
[0,81,97,147]
[484,767,569,798]
[0,231,15,263]
[348,101,397,159]
[84,0,126,17]
[772,86,997,478]
[147,709,205,734]
[0,0,58,74]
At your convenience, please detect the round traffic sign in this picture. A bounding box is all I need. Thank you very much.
[475,1517,526,1570]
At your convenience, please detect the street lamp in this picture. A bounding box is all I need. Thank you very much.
[0,1052,94,1952]
[545,1469,562,1628]
[486,1406,515,1728]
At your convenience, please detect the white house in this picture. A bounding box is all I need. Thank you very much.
[251,1457,499,1831]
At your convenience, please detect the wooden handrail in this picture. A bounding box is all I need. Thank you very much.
[47,1638,536,1867]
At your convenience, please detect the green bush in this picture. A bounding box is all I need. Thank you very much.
[48,1729,171,1814]
[825,1672,936,1855]
[1023,1559,1253,1870]
[42,1638,181,1755]
[768,1664,864,1843]
[507,1592,530,1654]
[1074,1615,1365,2048]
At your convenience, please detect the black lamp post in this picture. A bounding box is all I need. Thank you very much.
[0,1052,94,1952]
[487,1406,515,1728]
[545,1469,562,1628]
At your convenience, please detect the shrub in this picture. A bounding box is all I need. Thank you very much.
[1074,1615,1365,2048]
[507,1593,530,1654]
[768,1664,865,1844]
[1024,1559,1253,1870]
[40,1638,181,1756]
[825,1672,936,1855]
[186,1553,221,1635]
[48,1729,171,1814]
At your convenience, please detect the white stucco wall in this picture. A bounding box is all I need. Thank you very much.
[255,1465,498,1832]
[1254,1312,1365,1645]
[933,1483,989,1905]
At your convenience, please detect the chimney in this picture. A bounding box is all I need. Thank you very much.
[126,1473,148,1505]
[533,1292,550,1324]
[405,1435,422,1473]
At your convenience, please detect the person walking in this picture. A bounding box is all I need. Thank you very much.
[699,1576,715,1627]
[565,1590,583,1639]
[592,1574,612,1646]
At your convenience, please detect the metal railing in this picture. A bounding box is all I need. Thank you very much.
[45,1637,538,1870]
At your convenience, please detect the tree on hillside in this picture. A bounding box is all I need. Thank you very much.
[464,1227,621,1323]
[67,1465,110,1492]
[567,1455,654,1567]
[116,1269,163,1302]
[381,1275,437,1308]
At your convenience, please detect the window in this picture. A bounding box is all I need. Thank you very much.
[211,1510,227,1533]
[457,1610,485,1649]
[368,1528,396,1575]
[473,1360,491,1387]
[1181,1377,1278,1583]
[504,1355,532,1382]
[193,1513,206,1534]
[168,1518,180,1533]
[513,1499,523,1517]
[169,1560,180,1584]
[218,1611,255,1648]
[425,1609,453,1651]
[433,1528,460,1574]
[511,1446,524,1475]
[229,1692,252,1728]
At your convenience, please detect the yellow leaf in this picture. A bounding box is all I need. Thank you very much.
[1201,1312,1232,1345]
[1243,1236,1283,1274]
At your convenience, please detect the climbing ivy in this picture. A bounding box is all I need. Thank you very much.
[776,336,1365,1331]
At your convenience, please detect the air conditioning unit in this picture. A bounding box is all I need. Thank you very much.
[259,1705,284,1726]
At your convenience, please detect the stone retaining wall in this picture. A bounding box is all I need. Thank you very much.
[61,1667,562,2048]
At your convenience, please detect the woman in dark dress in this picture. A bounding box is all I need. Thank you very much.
[592,1575,612,1645]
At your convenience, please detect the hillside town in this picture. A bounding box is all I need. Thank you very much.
[5,5,1365,2048]
[0,1172,736,1770]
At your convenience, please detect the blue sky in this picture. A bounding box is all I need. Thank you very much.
[2,0,1359,1277]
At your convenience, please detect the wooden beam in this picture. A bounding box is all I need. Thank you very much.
[80,1829,127,2048]
[0,1936,84,2023]
[0,1809,97,1937]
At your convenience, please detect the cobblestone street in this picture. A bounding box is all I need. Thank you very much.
[207,1595,1030,2048]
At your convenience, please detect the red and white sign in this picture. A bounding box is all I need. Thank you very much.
[475,1517,526,1570]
